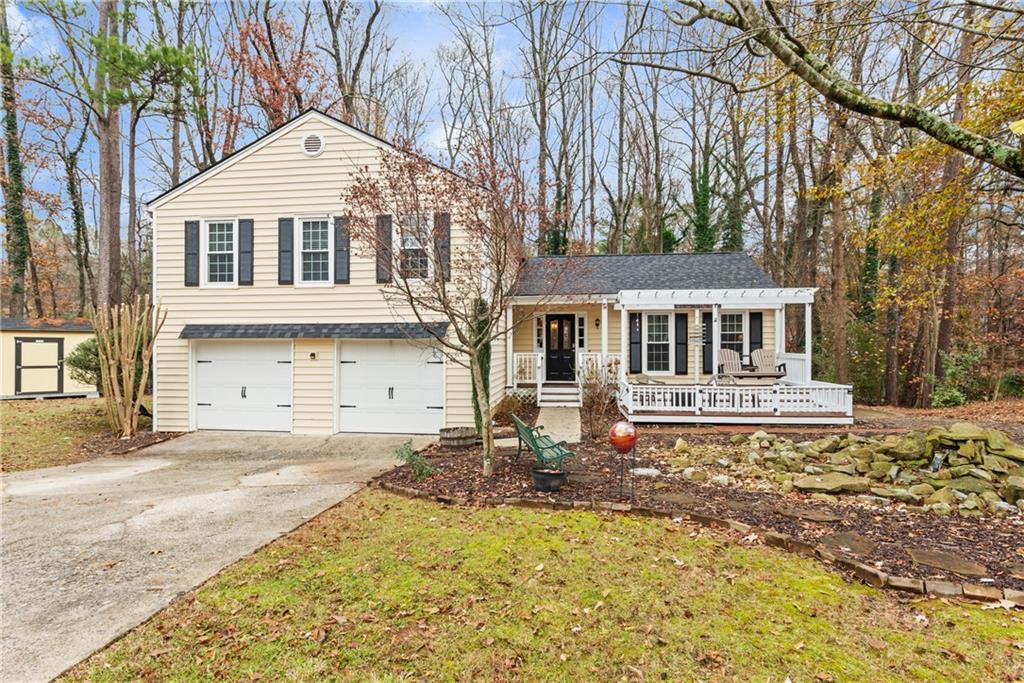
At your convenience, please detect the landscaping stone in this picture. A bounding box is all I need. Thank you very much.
[925,580,964,598]
[962,583,1003,602]
[886,575,925,594]
[778,507,842,523]
[907,548,988,577]
[821,531,877,556]
[793,472,870,494]
[631,467,662,478]
[1004,476,1024,504]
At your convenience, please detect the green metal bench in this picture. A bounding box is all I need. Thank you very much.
[511,413,575,470]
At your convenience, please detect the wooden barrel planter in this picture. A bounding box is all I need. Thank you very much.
[439,427,479,448]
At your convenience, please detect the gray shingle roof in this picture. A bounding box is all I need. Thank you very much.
[179,322,448,340]
[515,252,778,296]
[1,317,93,333]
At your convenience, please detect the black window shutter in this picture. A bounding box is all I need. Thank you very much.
[675,313,688,375]
[334,216,350,284]
[749,312,763,353]
[629,312,642,374]
[376,214,392,283]
[434,212,451,280]
[278,218,294,285]
[238,218,254,285]
[702,311,713,374]
[184,220,200,287]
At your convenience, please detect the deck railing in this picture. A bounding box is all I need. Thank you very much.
[513,352,540,386]
[779,352,810,384]
[622,381,852,416]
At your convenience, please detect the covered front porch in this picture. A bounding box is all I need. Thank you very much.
[507,288,853,425]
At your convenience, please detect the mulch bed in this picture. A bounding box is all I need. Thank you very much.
[77,430,181,457]
[493,402,540,439]
[380,432,1024,592]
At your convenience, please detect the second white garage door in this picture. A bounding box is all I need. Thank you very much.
[193,341,292,431]
[337,340,444,434]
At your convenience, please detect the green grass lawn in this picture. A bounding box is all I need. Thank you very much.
[65,489,1023,682]
[0,398,111,472]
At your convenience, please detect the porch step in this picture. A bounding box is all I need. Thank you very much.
[538,383,581,408]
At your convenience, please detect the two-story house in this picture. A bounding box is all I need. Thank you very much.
[147,110,853,436]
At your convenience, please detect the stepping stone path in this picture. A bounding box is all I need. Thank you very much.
[778,507,842,523]
[820,531,877,556]
[907,548,988,577]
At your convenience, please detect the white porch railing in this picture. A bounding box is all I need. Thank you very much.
[576,352,622,383]
[513,352,540,385]
[779,352,810,384]
[620,381,852,417]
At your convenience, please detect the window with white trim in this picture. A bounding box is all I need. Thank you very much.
[298,217,331,283]
[203,219,237,286]
[576,314,587,350]
[721,313,744,356]
[644,313,671,373]
[398,214,430,279]
[535,316,544,351]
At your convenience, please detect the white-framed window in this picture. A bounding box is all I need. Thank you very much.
[295,216,332,285]
[534,316,544,352]
[643,312,672,374]
[721,312,745,357]
[576,313,587,350]
[397,214,431,279]
[201,218,238,287]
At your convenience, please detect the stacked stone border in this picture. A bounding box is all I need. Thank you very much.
[375,480,1024,609]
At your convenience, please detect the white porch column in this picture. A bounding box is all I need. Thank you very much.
[619,306,628,381]
[804,301,813,385]
[600,300,609,360]
[711,304,720,383]
[506,306,514,388]
[775,305,785,355]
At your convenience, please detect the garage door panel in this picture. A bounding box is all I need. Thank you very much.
[194,341,292,432]
[337,340,444,434]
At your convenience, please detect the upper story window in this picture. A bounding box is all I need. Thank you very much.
[203,219,237,286]
[298,217,331,284]
[398,214,430,279]
[721,313,744,356]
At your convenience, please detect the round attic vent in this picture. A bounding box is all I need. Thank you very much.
[301,133,325,157]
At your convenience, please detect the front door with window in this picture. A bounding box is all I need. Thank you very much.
[545,314,575,381]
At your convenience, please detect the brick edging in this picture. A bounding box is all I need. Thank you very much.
[374,480,1023,609]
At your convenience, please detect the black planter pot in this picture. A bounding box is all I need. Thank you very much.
[531,466,568,492]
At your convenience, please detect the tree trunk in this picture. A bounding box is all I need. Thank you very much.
[469,352,494,477]
[95,1,123,308]
[1,1,29,318]
[933,7,976,383]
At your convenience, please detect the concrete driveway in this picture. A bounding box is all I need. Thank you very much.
[1,431,428,683]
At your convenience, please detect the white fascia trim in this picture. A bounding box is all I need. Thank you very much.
[510,294,615,306]
[144,111,391,212]
[615,287,817,309]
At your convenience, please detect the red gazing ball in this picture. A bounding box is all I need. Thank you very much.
[608,420,638,453]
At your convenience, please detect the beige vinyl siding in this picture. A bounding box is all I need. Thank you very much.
[152,115,468,433]
[293,340,334,435]
[1,330,96,397]
[489,319,507,409]
[444,352,473,428]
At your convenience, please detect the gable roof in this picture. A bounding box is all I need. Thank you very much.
[514,252,779,297]
[145,108,473,211]
[2,317,93,333]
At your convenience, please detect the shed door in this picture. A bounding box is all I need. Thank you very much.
[193,341,292,431]
[337,340,444,434]
[15,337,63,395]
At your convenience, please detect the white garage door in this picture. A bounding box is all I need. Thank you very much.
[193,341,292,431]
[337,340,444,434]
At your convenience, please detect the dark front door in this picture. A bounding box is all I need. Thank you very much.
[545,314,575,381]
